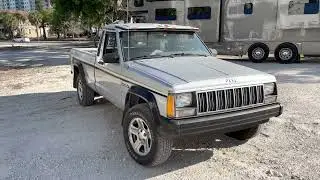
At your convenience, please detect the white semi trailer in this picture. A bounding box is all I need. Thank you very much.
[128,0,320,63]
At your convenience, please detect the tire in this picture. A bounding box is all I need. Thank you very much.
[226,125,261,141]
[123,103,173,166]
[76,73,94,106]
[275,43,298,64]
[248,43,270,63]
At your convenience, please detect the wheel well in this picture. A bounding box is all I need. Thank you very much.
[248,42,269,52]
[125,93,148,109]
[122,87,161,127]
[73,66,79,88]
[275,42,298,52]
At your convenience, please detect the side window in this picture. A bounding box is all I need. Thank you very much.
[155,8,177,21]
[103,32,117,55]
[97,31,105,57]
[305,0,320,14]
[132,16,146,23]
[289,0,319,15]
[244,3,253,15]
[134,0,144,7]
[188,7,211,20]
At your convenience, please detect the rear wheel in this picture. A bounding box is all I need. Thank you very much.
[76,74,94,106]
[226,125,261,140]
[123,104,173,166]
[248,43,270,63]
[275,43,298,64]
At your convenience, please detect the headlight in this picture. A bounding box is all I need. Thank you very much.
[264,83,276,96]
[167,93,196,118]
[175,93,192,108]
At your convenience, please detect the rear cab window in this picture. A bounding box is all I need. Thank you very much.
[103,32,117,55]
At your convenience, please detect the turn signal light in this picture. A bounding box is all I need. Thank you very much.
[167,95,175,118]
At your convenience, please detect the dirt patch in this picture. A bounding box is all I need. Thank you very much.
[0,63,319,179]
[8,83,24,90]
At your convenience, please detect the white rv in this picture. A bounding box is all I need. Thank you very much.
[128,0,320,63]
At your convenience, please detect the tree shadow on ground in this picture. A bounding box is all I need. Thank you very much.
[0,42,94,70]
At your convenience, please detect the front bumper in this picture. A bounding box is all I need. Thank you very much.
[158,103,283,137]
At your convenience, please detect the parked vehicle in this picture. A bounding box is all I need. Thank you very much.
[70,22,283,166]
[128,0,320,63]
[13,37,31,43]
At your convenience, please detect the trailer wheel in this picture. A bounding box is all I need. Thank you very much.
[275,43,298,64]
[248,43,269,63]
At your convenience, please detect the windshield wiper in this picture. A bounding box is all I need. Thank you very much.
[170,53,208,57]
[130,54,173,61]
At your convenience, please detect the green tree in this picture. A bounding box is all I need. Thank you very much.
[52,0,120,29]
[35,0,44,11]
[40,9,52,39]
[13,12,27,37]
[49,10,62,39]
[50,8,72,39]
[34,0,52,39]
[28,12,41,40]
[0,12,26,39]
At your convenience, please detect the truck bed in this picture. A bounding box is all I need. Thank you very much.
[70,48,97,66]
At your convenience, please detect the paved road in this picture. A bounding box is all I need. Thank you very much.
[0,48,70,68]
[227,58,320,84]
[0,49,319,179]
[0,42,95,69]
[0,41,93,49]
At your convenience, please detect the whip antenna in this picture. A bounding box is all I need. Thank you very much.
[127,0,130,61]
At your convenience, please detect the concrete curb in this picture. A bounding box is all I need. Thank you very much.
[0,42,95,51]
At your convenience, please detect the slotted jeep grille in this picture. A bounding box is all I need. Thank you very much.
[197,85,264,114]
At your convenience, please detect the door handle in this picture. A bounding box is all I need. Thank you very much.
[98,61,104,65]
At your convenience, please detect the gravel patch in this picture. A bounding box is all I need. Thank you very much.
[0,52,319,179]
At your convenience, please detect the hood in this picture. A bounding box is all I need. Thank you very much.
[127,56,276,92]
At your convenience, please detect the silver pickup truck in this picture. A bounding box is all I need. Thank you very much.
[70,23,283,166]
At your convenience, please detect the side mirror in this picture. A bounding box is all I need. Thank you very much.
[210,48,218,57]
[103,52,119,63]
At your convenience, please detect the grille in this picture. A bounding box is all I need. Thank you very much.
[197,85,264,113]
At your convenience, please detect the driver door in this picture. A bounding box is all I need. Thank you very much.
[95,31,123,109]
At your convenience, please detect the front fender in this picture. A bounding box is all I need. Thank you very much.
[123,86,162,126]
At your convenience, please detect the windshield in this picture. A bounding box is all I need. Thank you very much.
[120,31,211,61]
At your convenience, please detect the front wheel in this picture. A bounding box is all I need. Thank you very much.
[226,125,261,140]
[123,104,173,166]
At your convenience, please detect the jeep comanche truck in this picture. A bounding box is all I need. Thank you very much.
[70,23,283,166]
